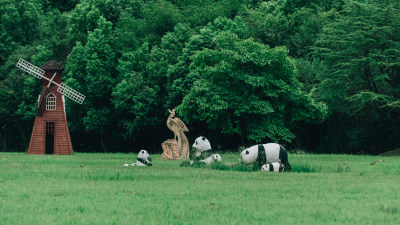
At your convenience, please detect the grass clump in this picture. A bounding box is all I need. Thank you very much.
[329,164,351,173]
[290,164,322,173]
[210,162,259,172]
[181,161,259,172]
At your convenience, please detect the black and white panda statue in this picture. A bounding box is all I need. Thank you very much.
[239,143,291,171]
[181,136,222,166]
[191,136,214,162]
[123,150,152,166]
[261,162,285,172]
[199,153,222,165]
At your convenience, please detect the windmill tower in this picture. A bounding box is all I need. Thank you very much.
[16,59,85,155]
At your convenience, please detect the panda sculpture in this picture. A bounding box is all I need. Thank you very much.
[123,150,152,166]
[199,153,222,165]
[191,136,213,161]
[261,162,285,172]
[181,136,222,166]
[239,143,291,171]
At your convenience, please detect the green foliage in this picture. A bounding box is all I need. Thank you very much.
[0,44,42,151]
[112,42,160,138]
[67,1,93,46]
[178,22,326,143]
[242,1,289,48]
[142,0,182,41]
[313,0,400,153]
[181,0,243,28]
[64,16,119,151]
[2,0,399,154]
[242,0,328,57]
[42,0,80,12]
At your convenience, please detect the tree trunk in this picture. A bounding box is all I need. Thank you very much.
[0,130,6,152]
[239,117,246,145]
[16,121,28,151]
[100,134,107,153]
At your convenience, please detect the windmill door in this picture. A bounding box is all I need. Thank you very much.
[45,122,55,154]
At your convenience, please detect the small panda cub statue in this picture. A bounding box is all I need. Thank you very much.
[261,162,285,172]
[123,150,152,166]
[199,153,222,165]
[240,143,291,171]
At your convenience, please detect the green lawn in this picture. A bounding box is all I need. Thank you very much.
[0,152,399,225]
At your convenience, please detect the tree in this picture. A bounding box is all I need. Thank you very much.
[40,8,70,63]
[112,24,193,149]
[112,6,142,51]
[0,45,48,151]
[1,2,23,44]
[63,42,87,132]
[181,0,243,28]
[64,16,117,152]
[243,1,327,57]
[313,0,400,153]
[141,0,183,45]
[112,42,157,139]
[178,29,327,144]
[166,17,249,109]
[67,2,100,47]
[242,1,289,49]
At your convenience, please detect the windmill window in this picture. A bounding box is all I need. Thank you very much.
[46,93,56,110]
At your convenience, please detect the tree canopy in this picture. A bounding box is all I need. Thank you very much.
[1,0,398,154]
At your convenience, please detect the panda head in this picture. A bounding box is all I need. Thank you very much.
[212,154,222,162]
[261,164,270,171]
[192,136,212,153]
[239,146,258,164]
[138,149,151,162]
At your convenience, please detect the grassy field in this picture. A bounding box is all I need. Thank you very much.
[0,152,399,225]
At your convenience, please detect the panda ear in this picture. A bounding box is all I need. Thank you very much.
[245,150,249,155]
[202,137,205,141]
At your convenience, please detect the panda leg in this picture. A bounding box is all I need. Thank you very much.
[279,145,291,171]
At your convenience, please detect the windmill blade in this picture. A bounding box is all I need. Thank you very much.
[17,58,86,104]
[36,88,49,117]
[16,59,45,79]
[57,83,85,104]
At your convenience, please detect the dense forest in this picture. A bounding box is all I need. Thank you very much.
[1,0,399,154]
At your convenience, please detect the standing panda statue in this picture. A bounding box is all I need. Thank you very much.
[239,143,291,171]
[181,136,222,166]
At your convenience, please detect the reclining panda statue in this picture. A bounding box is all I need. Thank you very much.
[199,153,222,165]
[123,150,152,166]
[261,162,285,172]
[239,143,291,171]
[181,136,222,166]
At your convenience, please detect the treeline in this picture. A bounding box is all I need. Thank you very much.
[1,0,399,154]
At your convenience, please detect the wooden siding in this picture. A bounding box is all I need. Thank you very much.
[28,70,73,155]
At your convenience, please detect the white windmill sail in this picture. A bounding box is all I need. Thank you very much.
[16,59,85,104]
[16,59,45,79]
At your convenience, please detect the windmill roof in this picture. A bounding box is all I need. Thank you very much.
[40,60,65,71]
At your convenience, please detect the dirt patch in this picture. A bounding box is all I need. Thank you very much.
[379,148,400,156]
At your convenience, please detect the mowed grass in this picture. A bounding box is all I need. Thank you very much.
[0,152,399,225]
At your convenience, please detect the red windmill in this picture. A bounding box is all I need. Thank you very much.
[16,59,85,155]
